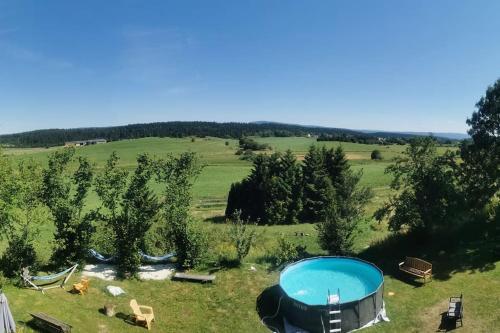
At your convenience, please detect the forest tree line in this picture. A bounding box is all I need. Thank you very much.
[0,121,458,148]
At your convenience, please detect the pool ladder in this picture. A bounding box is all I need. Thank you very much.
[327,288,341,333]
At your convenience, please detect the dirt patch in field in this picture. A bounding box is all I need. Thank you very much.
[345,153,366,160]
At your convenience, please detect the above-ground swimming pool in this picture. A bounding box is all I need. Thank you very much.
[279,257,384,333]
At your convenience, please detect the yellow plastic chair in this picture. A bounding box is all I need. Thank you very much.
[130,299,155,330]
[72,277,89,295]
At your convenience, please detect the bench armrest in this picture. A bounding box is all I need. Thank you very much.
[398,261,405,267]
[424,268,432,274]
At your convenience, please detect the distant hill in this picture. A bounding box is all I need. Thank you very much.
[0,121,465,148]
[359,130,469,140]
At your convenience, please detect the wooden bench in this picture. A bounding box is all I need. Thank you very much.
[173,272,215,283]
[399,257,432,283]
[30,313,72,333]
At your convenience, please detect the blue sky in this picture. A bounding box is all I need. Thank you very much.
[1,0,499,135]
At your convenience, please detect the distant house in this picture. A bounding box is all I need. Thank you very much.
[64,138,107,147]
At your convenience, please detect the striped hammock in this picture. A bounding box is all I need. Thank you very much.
[89,249,115,262]
[139,251,176,263]
[89,249,175,263]
[29,264,78,281]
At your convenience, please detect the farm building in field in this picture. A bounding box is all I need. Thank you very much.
[64,138,107,147]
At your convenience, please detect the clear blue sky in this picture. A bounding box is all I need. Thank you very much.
[1,0,499,135]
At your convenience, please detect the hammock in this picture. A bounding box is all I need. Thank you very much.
[139,251,176,263]
[30,265,77,281]
[90,249,175,263]
[21,264,78,294]
[89,249,115,263]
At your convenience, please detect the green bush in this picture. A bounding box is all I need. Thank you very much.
[173,219,208,269]
[273,235,305,266]
[229,210,257,264]
[0,233,38,278]
[371,149,382,160]
[0,272,7,290]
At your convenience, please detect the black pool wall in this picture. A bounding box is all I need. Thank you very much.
[280,284,384,333]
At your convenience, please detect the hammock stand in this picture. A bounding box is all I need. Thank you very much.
[21,264,78,294]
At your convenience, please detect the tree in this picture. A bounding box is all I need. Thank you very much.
[226,151,302,225]
[374,138,461,233]
[317,147,371,254]
[302,145,335,222]
[93,152,128,256]
[371,149,382,160]
[0,153,47,277]
[228,210,257,264]
[95,153,159,277]
[459,78,500,210]
[41,148,94,268]
[155,152,205,268]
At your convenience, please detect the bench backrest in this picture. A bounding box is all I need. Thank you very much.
[404,257,432,271]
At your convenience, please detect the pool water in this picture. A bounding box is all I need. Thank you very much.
[280,257,383,305]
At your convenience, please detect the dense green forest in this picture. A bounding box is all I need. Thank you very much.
[0,121,458,148]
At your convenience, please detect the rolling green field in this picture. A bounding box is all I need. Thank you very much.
[2,137,498,332]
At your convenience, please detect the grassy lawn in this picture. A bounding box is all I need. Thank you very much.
[2,137,496,332]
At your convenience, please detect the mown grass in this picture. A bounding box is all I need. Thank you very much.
[2,136,496,333]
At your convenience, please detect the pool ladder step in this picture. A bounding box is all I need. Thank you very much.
[327,288,342,333]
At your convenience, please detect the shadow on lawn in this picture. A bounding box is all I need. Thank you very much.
[358,220,499,282]
[437,311,463,332]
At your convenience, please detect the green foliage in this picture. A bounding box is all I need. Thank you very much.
[0,152,47,277]
[172,219,207,269]
[301,145,335,222]
[371,149,382,160]
[226,151,302,225]
[374,137,461,233]
[238,149,255,161]
[459,78,500,210]
[0,149,18,237]
[229,211,257,264]
[316,147,372,254]
[0,231,37,278]
[273,235,305,266]
[95,153,159,277]
[317,206,358,255]
[41,148,94,268]
[155,152,205,268]
[238,137,270,151]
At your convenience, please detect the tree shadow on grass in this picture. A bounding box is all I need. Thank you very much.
[358,220,499,282]
[256,285,284,333]
[204,215,227,224]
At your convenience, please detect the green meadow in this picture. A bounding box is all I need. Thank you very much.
[2,137,498,332]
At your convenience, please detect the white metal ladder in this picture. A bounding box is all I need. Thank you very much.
[327,289,341,333]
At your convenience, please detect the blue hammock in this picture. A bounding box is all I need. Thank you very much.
[21,264,78,293]
[30,265,77,281]
[89,249,115,263]
[139,251,176,263]
[90,249,175,263]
